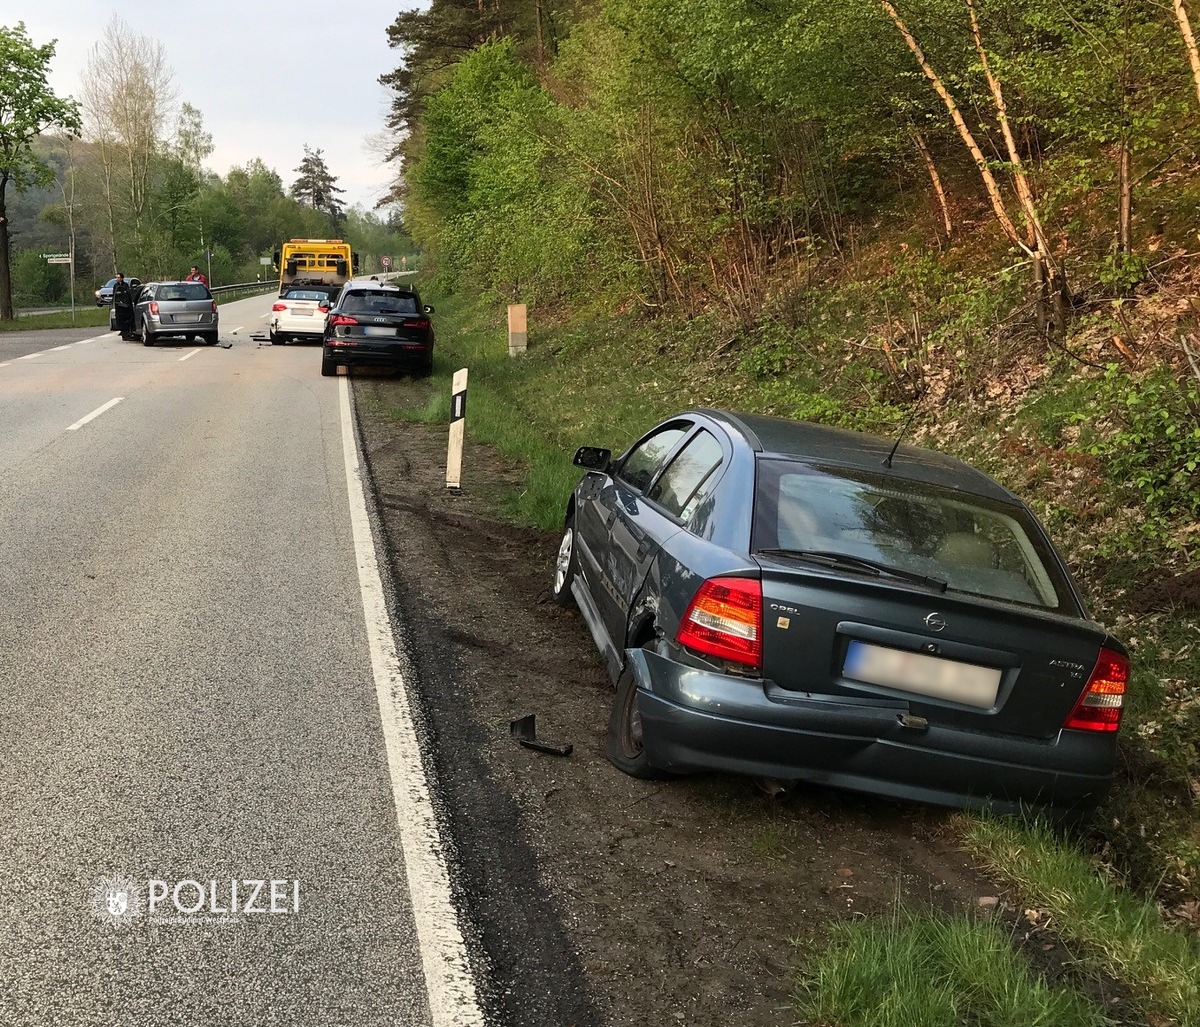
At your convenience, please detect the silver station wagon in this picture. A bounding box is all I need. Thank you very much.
[131,281,219,346]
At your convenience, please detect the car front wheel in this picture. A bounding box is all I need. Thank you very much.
[606,641,670,779]
[551,520,578,608]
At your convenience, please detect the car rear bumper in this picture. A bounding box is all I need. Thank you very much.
[272,315,324,336]
[628,647,1116,815]
[323,341,432,369]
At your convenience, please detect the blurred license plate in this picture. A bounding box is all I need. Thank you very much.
[176,314,201,322]
[293,309,313,316]
[843,641,1001,708]
[363,326,396,337]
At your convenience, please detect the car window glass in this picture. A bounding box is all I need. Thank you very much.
[341,291,419,315]
[753,461,1069,609]
[158,284,210,301]
[617,426,688,493]
[647,430,724,522]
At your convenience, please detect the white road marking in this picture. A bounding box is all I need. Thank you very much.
[179,348,202,362]
[338,378,485,1027]
[75,333,111,345]
[67,397,124,432]
[259,312,271,319]
[18,352,41,360]
[0,361,10,368]
[230,325,244,334]
[50,344,73,351]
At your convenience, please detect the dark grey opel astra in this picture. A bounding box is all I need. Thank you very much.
[553,409,1128,816]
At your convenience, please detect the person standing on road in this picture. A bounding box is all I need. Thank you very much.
[185,265,209,287]
[111,273,135,341]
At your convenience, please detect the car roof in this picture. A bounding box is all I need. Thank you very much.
[341,278,414,292]
[694,408,1017,502]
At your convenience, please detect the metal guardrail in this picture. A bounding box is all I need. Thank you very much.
[210,280,278,297]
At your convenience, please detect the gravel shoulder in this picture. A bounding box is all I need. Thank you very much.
[353,378,1006,1026]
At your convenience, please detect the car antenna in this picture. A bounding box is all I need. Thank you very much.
[882,405,920,469]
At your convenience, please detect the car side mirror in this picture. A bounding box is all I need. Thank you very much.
[423,304,434,314]
[573,446,611,471]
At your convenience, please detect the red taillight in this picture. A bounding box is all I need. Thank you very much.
[410,318,430,329]
[330,314,358,326]
[211,300,218,313]
[271,302,287,311]
[318,304,329,313]
[149,301,159,315]
[676,577,762,669]
[1063,647,1129,733]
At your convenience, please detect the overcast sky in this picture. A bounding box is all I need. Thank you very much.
[1,1,419,212]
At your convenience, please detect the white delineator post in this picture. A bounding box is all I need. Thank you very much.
[446,368,468,489]
[507,304,527,356]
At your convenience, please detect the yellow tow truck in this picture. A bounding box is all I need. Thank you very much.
[272,239,359,298]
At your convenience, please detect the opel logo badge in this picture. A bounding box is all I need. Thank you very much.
[925,612,946,632]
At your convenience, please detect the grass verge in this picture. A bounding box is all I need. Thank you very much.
[795,904,1105,1027]
[0,308,109,331]
[963,816,1200,1027]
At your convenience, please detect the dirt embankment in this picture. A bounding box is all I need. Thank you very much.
[353,379,1023,1027]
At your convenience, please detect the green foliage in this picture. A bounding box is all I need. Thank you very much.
[407,39,591,303]
[796,903,1104,1027]
[1077,363,1200,542]
[0,23,82,191]
[0,22,82,317]
[9,248,68,305]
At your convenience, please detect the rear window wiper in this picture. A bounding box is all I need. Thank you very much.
[377,307,417,315]
[756,548,949,592]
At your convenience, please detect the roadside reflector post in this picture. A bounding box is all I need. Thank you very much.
[446,368,468,490]
[507,304,527,356]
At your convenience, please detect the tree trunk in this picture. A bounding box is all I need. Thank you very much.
[964,0,1067,335]
[535,0,545,66]
[912,132,954,239]
[0,173,13,320]
[1173,0,1200,106]
[878,1,1025,250]
[1117,137,1132,259]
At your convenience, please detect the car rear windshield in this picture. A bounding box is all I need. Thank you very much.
[339,290,419,315]
[158,283,211,301]
[283,289,328,301]
[752,458,1075,610]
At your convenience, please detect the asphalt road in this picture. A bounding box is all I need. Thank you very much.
[0,293,481,1025]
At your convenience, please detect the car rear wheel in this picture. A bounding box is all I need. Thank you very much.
[551,521,578,608]
[141,318,155,346]
[320,354,337,377]
[606,642,671,779]
[203,332,218,346]
[270,330,285,345]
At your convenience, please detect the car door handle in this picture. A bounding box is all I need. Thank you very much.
[606,510,618,530]
[635,539,652,561]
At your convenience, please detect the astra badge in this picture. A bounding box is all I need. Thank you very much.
[924,612,947,632]
[91,876,142,926]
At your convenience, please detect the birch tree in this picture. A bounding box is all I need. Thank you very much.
[78,15,175,267]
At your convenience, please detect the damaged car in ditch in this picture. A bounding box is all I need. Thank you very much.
[551,409,1128,817]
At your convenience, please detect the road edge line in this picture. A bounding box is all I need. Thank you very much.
[338,376,486,1027]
